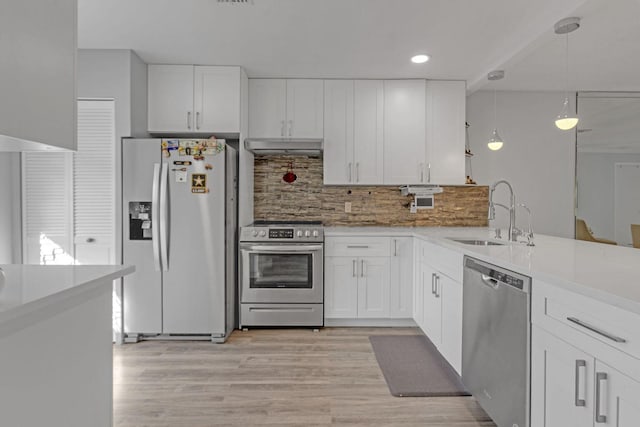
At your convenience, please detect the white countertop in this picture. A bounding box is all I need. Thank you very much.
[325,227,640,315]
[0,264,135,332]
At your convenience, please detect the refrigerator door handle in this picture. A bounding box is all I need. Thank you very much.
[151,163,161,271]
[159,162,169,272]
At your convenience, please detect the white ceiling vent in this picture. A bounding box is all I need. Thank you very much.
[217,0,254,4]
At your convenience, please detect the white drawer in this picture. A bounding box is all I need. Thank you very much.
[325,236,391,257]
[533,280,640,361]
[420,240,463,283]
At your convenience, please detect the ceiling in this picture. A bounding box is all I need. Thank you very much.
[77,0,640,93]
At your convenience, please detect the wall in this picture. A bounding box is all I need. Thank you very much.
[254,156,488,226]
[466,91,576,238]
[1,0,76,151]
[0,153,21,263]
[577,152,640,242]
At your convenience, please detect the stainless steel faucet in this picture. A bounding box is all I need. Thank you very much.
[518,203,535,246]
[488,180,517,241]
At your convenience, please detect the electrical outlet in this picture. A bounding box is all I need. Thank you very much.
[344,202,352,213]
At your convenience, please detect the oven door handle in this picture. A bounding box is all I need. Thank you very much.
[241,245,323,252]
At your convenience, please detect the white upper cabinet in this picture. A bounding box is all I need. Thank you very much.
[249,79,323,138]
[426,80,466,185]
[248,79,287,138]
[286,79,324,138]
[323,80,384,185]
[383,80,426,185]
[148,65,241,134]
[323,80,354,184]
[148,65,194,133]
[193,66,241,133]
[354,80,384,184]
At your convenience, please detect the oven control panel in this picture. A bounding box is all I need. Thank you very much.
[269,229,294,239]
[240,226,324,242]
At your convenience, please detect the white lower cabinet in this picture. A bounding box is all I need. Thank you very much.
[439,273,463,374]
[532,326,640,427]
[357,257,390,318]
[531,279,640,427]
[597,360,640,427]
[412,239,463,374]
[389,237,413,318]
[325,256,389,319]
[413,240,462,373]
[324,257,358,318]
[421,262,441,344]
[325,236,411,322]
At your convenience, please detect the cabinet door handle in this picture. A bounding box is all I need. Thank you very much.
[281,120,285,136]
[196,111,201,130]
[348,163,352,182]
[86,237,95,243]
[356,163,360,183]
[352,259,356,278]
[347,245,369,249]
[595,372,607,423]
[431,273,436,295]
[427,163,431,183]
[187,111,192,130]
[435,274,440,298]
[566,317,627,343]
[361,260,365,277]
[574,360,586,407]
[420,163,424,183]
[288,120,293,136]
[393,239,397,257]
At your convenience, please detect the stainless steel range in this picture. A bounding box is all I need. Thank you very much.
[239,221,324,328]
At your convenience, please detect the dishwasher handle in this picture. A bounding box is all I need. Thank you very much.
[481,274,500,290]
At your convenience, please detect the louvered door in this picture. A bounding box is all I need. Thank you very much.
[73,100,116,265]
[22,100,116,265]
[22,152,74,264]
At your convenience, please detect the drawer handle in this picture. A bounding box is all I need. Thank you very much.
[566,317,627,343]
[574,360,586,407]
[249,307,313,313]
[595,372,607,423]
[347,245,370,249]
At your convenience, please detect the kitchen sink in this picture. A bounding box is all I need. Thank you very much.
[447,238,505,246]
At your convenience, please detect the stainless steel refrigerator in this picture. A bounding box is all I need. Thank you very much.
[122,138,237,343]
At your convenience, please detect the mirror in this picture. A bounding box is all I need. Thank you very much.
[576,92,640,247]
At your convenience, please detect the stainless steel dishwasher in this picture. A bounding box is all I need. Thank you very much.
[462,256,532,427]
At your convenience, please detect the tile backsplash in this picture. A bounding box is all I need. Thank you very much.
[254,156,489,227]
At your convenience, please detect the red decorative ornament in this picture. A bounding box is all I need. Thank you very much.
[283,162,297,184]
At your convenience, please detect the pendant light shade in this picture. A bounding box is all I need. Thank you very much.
[554,17,580,130]
[487,70,505,151]
[555,97,579,130]
[487,129,504,151]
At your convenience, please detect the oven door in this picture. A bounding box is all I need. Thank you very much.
[240,243,323,304]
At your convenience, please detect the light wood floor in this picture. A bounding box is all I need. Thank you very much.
[114,327,495,426]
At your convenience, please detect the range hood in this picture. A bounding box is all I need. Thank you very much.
[244,138,323,156]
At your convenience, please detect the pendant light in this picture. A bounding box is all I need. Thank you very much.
[487,70,505,151]
[554,17,580,130]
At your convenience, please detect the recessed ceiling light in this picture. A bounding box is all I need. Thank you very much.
[411,54,430,64]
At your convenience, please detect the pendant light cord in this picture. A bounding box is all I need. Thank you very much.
[565,33,569,99]
[493,87,497,128]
